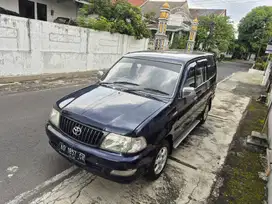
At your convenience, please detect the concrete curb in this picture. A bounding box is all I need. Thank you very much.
[0,70,102,84]
[217,73,234,85]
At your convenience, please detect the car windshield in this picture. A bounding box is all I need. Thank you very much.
[102,57,182,97]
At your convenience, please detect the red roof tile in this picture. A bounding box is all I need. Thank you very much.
[127,0,146,6]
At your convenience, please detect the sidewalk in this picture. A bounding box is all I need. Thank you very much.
[209,96,267,204]
[9,71,263,204]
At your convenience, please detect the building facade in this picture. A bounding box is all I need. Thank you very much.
[0,0,83,22]
[134,0,226,47]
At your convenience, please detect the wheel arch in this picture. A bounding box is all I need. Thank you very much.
[165,134,173,155]
[208,96,212,111]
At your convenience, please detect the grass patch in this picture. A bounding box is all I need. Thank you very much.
[213,100,267,204]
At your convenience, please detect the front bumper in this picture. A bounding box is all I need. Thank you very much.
[46,124,155,183]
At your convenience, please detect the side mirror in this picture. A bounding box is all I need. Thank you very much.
[97,71,104,79]
[181,87,196,99]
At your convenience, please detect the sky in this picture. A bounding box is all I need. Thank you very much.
[188,0,272,23]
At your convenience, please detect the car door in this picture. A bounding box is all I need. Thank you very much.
[207,55,217,90]
[172,61,197,140]
[194,59,209,118]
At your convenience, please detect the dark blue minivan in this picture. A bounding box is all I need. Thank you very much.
[46,51,216,183]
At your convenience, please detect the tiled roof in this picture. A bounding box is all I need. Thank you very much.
[141,0,188,18]
[189,8,226,18]
[127,0,146,6]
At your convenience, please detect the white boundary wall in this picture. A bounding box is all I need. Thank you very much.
[263,61,271,86]
[0,14,149,77]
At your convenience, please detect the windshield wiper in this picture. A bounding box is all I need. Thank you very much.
[125,89,164,102]
[113,81,139,86]
[121,88,165,102]
[99,82,110,84]
[99,81,139,86]
[143,88,169,96]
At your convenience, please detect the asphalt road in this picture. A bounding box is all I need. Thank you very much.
[0,61,251,203]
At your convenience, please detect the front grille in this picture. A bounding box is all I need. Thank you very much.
[59,116,104,146]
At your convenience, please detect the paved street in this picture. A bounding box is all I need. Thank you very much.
[216,61,251,81]
[0,61,251,204]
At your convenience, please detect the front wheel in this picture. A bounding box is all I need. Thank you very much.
[145,140,169,181]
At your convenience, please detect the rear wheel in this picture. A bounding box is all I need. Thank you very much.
[145,140,169,181]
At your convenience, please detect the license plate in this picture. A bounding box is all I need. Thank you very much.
[58,142,86,164]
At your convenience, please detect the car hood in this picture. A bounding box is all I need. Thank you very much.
[61,86,166,134]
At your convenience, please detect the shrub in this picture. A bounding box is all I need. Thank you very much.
[219,54,225,61]
[255,62,268,70]
[77,0,151,39]
[255,56,269,70]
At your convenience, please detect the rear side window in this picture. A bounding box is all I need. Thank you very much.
[207,56,216,79]
[196,60,207,87]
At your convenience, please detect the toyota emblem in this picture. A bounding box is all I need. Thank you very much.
[72,126,82,136]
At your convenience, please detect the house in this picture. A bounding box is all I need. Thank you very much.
[189,8,226,18]
[0,0,88,22]
[0,0,227,23]
[127,0,146,6]
[128,0,226,17]
[128,0,226,28]
[127,0,226,46]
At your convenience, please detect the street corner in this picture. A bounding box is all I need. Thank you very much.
[29,162,214,204]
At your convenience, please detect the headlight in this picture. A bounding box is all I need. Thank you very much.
[49,108,60,127]
[100,133,147,154]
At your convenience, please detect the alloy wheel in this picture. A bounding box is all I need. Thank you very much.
[154,147,168,175]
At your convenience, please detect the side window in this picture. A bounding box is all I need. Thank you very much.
[195,60,207,87]
[184,62,196,88]
[207,56,216,79]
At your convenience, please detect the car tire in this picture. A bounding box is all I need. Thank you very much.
[145,140,170,181]
[200,101,210,124]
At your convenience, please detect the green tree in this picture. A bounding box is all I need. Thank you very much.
[196,15,235,53]
[238,6,272,58]
[170,34,188,49]
[144,12,156,24]
[77,0,151,39]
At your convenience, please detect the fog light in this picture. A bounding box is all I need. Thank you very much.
[110,169,137,176]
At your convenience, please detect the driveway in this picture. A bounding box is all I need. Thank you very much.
[0,61,252,204]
